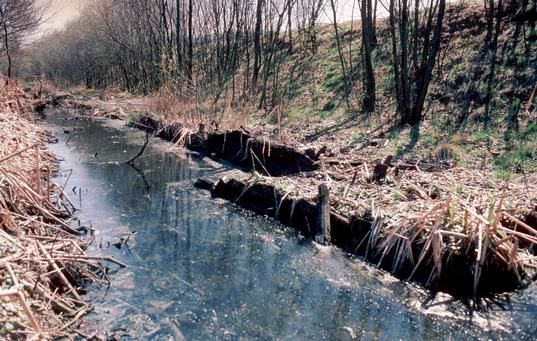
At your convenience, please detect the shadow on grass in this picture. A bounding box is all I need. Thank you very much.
[405,123,422,154]
[304,114,363,142]
[386,122,421,158]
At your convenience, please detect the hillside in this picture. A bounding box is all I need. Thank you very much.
[44,2,536,181]
[245,3,536,178]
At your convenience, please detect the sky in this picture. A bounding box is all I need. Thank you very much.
[38,0,361,33]
[35,0,401,37]
[37,0,458,31]
[38,0,86,34]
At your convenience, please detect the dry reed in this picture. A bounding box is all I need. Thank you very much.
[0,77,123,339]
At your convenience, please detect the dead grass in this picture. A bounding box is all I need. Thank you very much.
[0,76,124,338]
[370,192,537,297]
[434,143,458,161]
[143,82,257,133]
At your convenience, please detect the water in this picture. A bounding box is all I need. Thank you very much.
[44,111,537,340]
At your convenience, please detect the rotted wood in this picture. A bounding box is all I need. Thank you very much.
[133,116,317,176]
[371,155,393,182]
[315,183,331,245]
[199,174,368,248]
[206,130,318,176]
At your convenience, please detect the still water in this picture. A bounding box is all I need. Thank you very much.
[44,112,537,340]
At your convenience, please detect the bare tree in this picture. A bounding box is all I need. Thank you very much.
[252,0,264,86]
[412,0,446,124]
[388,0,446,125]
[483,0,504,125]
[329,0,350,109]
[187,0,193,81]
[0,0,45,82]
[360,0,376,113]
[175,0,183,75]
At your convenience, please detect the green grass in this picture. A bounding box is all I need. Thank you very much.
[494,143,536,174]
[394,145,405,156]
[421,132,441,147]
[321,99,338,112]
[392,190,404,200]
[495,169,513,181]
[350,131,365,147]
[285,105,315,123]
[127,112,143,124]
[471,128,500,144]
[287,81,305,101]
[322,64,345,93]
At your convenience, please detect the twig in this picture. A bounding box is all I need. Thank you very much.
[125,131,150,164]
[0,143,39,164]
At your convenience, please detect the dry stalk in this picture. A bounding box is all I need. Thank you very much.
[0,80,118,338]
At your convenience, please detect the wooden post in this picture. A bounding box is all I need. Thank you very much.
[316,183,331,244]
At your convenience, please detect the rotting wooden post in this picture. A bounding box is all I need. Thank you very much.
[316,183,331,245]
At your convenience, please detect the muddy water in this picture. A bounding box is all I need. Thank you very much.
[44,111,536,340]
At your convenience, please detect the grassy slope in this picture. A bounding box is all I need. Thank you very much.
[62,3,536,180]
[256,3,536,179]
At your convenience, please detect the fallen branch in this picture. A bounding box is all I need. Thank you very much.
[125,131,150,164]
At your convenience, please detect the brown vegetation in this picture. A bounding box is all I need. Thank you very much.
[0,77,124,338]
[201,168,537,298]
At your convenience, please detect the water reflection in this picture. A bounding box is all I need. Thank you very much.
[44,112,536,340]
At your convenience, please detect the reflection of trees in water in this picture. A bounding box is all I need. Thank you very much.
[127,162,150,194]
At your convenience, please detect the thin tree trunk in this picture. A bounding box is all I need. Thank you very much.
[287,0,293,53]
[253,0,264,86]
[372,0,378,44]
[484,0,504,125]
[329,0,350,109]
[187,0,193,81]
[3,21,11,84]
[176,0,182,76]
[411,0,446,124]
[400,0,411,122]
[361,0,376,113]
[389,0,403,117]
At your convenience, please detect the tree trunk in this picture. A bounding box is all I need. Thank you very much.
[2,22,11,85]
[372,0,378,45]
[175,0,182,75]
[411,0,446,124]
[483,0,504,125]
[329,0,350,109]
[287,0,293,53]
[315,183,331,245]
[253,0,264,86]
[484,0,495,48]
[399,0,411,123]
[389,0,403,116]
[361,0,376,113]
[187,0,193,81]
